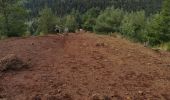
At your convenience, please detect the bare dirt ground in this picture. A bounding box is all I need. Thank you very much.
[0,32,170,100]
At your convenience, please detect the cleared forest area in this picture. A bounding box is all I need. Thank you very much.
[0,0,170,100]
[0,33,170,99]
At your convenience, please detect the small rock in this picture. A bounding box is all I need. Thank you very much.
[138,91,143,95]
[96,43,105,47]
[125,93,129,95]
[104,59,108,62]
[167,64,170,67]
[32,95,41,100]
[47,95,59,100]
[103,95,111,100]
[91,94,111,100]
[49,80,53,83]
[63,93,73,100]
[91,93,102,100]
[82,43,87,46]
[152,48,160,52]
[126,96,131,100]
[57,89,61,93]
[47,94,73,100]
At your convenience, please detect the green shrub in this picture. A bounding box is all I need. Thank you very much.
[145,14,162,45]
[37,7,57,35]
[64,15,78,32]
[159,0,170,42]
[0,15,5,37]
[63,10,80,32]
[82,8,100,31]
[94,7,124,34]
[166,43,170,51]
[120,11,147,42]
[0,4,27,37]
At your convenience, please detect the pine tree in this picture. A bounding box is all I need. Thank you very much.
[37,7,56,35]
[159,0,170,41]
[0,0,27,37]
[64,10,79,32]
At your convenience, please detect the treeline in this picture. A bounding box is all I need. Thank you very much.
[25,0,162,17]
[0,0,170,51]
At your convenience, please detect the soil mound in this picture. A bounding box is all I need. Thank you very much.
[0,33,170,100]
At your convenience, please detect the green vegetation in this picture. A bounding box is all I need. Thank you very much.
[37,7,56,35]
[0,0,27,37]
[94,8,124,34]
[159,0,170,42]
[121,11,147,42]
[64,10,79,32]
[0,0,169,51]
[167,43,170,51]
[82,8,100,31]
[25,0,162,17]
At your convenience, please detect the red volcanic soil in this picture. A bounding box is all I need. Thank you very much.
[0,32,170,100]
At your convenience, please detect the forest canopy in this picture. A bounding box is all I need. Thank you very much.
[25,0,162,17]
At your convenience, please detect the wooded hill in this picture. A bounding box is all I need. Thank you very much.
[25,0,162,17]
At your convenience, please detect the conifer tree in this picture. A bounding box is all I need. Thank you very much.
[159,0,170,41]
[0,0,27,37]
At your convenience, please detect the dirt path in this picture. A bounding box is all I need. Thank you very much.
[0,33,170,100]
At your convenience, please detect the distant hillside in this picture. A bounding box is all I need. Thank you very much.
[25,0,162,17]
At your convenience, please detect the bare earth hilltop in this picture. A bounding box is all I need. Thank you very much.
[0,32,170,100]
